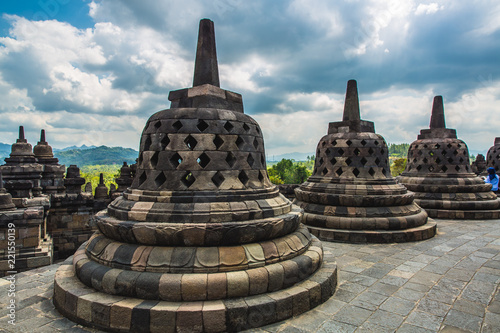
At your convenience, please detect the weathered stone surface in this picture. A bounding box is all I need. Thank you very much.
[295,80,435,243]
[398,96,500,219]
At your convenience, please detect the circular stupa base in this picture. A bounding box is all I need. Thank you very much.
[307,220,437,243]
[53,241,337,333]
[423,208,500,220]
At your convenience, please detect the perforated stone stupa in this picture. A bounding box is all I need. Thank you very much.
[53,19,337,332]
[294,80,436,243]
[486,138,500,173]
[398,96,500,219]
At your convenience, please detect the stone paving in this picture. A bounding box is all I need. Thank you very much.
[2,218,500,332]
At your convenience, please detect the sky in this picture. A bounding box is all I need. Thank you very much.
[0,0,499,157]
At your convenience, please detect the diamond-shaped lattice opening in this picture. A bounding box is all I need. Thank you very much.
[354,148,360,156]
[375,157,380,165]
[414,145,419,149]
[416,165,422,171]
[457,143,462,148]
[161,135,170,149]
[353,168,360,177]
[211,171,225,188]
[155,172,166,187]
[413,158,417,163]
[253,138,259,149]
[185,135,197,150]
[361,157,368,166]
[374,141,379,146]
[346,140,352,146]
[436,157,441,164]
[345,157,352,166]
[181,172,196,188]
[453,150,459,156]
[238,170,249,185]
[173,120,183,132]
[197,153,210,168]
[429,166,434,172]
[332,139,337,146]
[330,157,337,165]
[430,151,434,156]
[236,136,245,150]
[448,157,454,163]
[447,143,452,148]
[226,152,237,167]
[325,148,331,155]
[261,154,265,165]
[441,165,448,172]
[435,144,441,149]
[459,157,464,163]
[336,168,343,176]
[256,126,261,134]
[224,121,234,132]
[368,148,374,155]
[144,136,152,151]
[423,158,428,163]
[338,148,345,155]
[247,154,255,167]
[213,135,224,150]
[319,157,324,165]
[197,120,209,132]
[368,167,375,177]
[418,151,423,156]
[361,139,367,146]
[151,152,159,168]
[139,171,147,186]
[170,153,183,168]
[138,152,144,165]
[380,149,385,155]
[441,150,447,156]
[382,168,387,176]
[243,123,250,132]
[258,171,264,182]
[154,121,161,129]
[322,168,328,176]
[322,141,326,147]
[455,165,461,172]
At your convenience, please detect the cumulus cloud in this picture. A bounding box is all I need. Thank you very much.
[0,0,499,157]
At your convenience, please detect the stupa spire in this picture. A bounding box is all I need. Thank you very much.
[40,129,46,142]
[193,18,220,87]
[343,79,360,122]
[429,96,445,129]
[18,126,25,141]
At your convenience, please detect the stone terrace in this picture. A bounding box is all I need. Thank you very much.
[2,218,500,332]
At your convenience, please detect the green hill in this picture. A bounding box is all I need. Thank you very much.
[55,146,138,166]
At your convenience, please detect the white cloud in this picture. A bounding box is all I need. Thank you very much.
[415,3,444,15]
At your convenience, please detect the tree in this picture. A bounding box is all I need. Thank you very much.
[391,158,407,177]
[268,159,312,184]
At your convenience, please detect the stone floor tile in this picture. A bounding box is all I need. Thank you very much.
[287,310,329,331]
[349,274,378,287]
[379,296,416,316]
[451,298,485,317]
[369,282,400,296]
[442,309,482,332]
[366,310,404,329]
[334,305,373,326]
[482,312,500,333]
[444,268,476,282]
[405,310,443,331]
[355,321,395,333]
[316,319,357,333]
[439,326,469,333]
[315,298,347,315]
[395,324,435,333]
[416,298,451,317]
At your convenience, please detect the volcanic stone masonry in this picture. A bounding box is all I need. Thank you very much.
[398,96,500,219]
[0,171,52,276]
[487,137,500,173]
[294,80,436,243]
[53,18,337,333]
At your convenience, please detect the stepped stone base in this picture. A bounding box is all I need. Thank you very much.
[53,241,337,332]
[422,208,500,220]
[307,220,437,243]
[0,237,53,277]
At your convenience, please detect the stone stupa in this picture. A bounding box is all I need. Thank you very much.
[294,80,436,243]
[486,137,500,173]
[33,129,66,194]
[54,19,337,332]
[398,96,500,219]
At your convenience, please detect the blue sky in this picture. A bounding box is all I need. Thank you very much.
[0,0,499,157]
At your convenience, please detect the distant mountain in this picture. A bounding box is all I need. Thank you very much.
[53,144,97,152]
[55,146,139,166]
[267,152,313,162]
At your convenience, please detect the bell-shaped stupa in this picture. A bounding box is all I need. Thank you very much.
[398,96,500,219]
[486,137,500,173]
[295,80,436,243]
[33,129,66,194]
[54,19,337,332]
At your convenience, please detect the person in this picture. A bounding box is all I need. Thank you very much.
[485,167,499,193]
